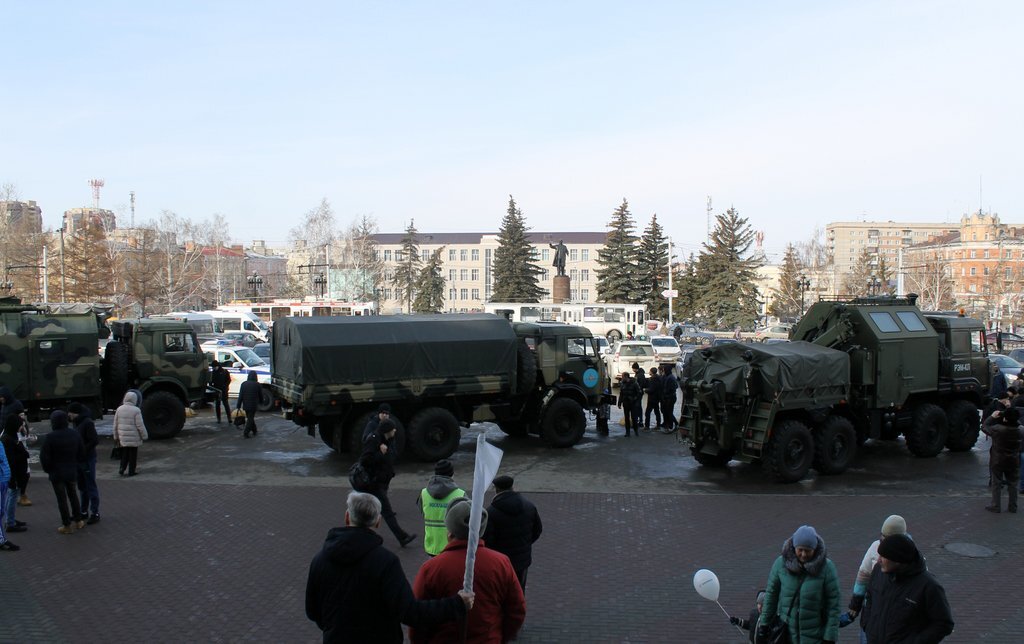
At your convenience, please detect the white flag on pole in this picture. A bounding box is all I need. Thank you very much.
[463,433,504,593]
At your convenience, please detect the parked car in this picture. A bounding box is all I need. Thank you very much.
[754,324,792,342]
[986,331,1024,351]
[1005,348,1024,363]
[650,336,682,363]
[990,353,1023,387]
[603,340,658,386]
[252,342,271,361]
[595,336,611,356]
[204,346,276,411]
[711,338,738,347]
[221,331,259,348]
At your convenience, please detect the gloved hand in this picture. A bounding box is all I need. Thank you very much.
[729,616,741,626]
[756,624,770,643]
[838,611,854,628]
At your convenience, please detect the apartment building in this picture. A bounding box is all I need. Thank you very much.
[827,220,959,286]
[371,232,607,313]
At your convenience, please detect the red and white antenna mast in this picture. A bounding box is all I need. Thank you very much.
[89,179,105,207]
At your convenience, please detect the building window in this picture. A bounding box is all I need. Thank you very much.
[421,250,430,262]
[540,269,549,281]
[581,269,589,282]
[396,251,403,262]
[1006,267,1013,279]
[970,267,976,276]
[394,288,402,302]
[984,267,990,276]
[384,250,392,261]
[541,249,550,261]
[970,250,976,259]
[570,248,578,261]
[471,288,480,299]
[449,249,456,261]
[471,249,479,261]
[449,288,457,300]
[382,288,391,300]
[449,269,456,281]
[581,288,589,301]
[460,269,468,280]
[471,269,479,280]
[581,249,589,261]
[984,250,989,259]
[571,289,579,300]
[460,288,468,300]
[969,284,977,293]
[570,269,578,281]
[460,249,468,261]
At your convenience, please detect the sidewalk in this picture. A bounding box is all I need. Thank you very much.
[1,477,1018,642]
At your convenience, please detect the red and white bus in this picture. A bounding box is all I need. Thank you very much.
[218,299,377,325]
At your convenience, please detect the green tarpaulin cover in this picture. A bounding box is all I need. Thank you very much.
[688,341,850,394]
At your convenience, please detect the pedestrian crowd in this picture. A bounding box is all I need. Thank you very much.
[616,362,680,437]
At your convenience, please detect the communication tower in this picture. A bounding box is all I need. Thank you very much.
[89,179,105,208]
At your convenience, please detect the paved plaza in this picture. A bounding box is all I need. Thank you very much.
[1,411,1020,643]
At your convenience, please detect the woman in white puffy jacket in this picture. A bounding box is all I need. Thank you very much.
[113,391,148,477]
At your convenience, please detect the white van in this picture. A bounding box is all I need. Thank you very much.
[153,312,216,336]
[205,310,270,342]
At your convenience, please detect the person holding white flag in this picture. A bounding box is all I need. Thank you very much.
[411,435,525,643]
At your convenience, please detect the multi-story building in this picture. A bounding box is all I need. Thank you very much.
[371,232,607,313]
[827,220,959,291]
[0,200,44,233]
[63,207,116,234]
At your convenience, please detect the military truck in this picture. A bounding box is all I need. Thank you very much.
[0,299,209,439]
[680,295,989,482]
[272,313,610,461]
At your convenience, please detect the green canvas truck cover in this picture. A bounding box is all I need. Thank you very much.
[273,313,518,387]
[688,340,850,394]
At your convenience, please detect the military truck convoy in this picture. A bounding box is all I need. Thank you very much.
[680,295,989,482]
[272,313,609,461]
[0,299,208,438]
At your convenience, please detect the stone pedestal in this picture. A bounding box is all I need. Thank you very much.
[552,275,570,303]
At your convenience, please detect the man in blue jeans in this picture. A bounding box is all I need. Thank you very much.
[69,403,101,524]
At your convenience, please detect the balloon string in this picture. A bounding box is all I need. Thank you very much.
[715,600,747,636]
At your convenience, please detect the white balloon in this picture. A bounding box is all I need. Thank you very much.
[693,568,720,601]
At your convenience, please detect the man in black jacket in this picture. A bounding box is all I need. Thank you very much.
[360,419,415,547]
[39,410,86,534]
[68,403,100,524]
[236,371,262,438]
[305,491,472,643]
[209,361,232,423]
[644,366,662,429]
[981,406,1024,512]
[660,364,679,430]
[484,475,543,590]
[861,534,954,643]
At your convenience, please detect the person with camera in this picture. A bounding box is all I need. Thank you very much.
[982,405,1024,513]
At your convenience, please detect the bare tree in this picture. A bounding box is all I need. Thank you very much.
[794,226,834,298]
[289,198,337,296]
[156,210,211,311]
[904,249,956,311]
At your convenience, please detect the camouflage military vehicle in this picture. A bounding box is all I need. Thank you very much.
[0,299,208,439]
[680,294,989,482]
[272,313,610,461]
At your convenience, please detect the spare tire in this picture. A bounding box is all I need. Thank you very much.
[102,341,130,408]
[142,390,186,439]
[516,340,537,392]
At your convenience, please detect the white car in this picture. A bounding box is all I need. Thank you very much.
[604,341,659,386]
[650,336,682,363]
[595,336,611,356]
[205,346,276,411]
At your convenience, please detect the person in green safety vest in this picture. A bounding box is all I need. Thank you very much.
[416,459,467,556]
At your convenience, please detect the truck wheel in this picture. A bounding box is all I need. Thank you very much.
[540,397,586,448]
[407,408,461,462]
[102,341,130,408]
[813,416,857,475]
[906,403,948,457]
[516,341,538,392]
[142,390,186,439]
[319,418,338,449]
[763,420,814,483]
[945,400,980,452]
[692,447,734,467]
[257,386,274,412]
[346,412,406,458]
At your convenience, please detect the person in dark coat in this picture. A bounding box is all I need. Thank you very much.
[209,361,232,423]
[0,387,24,431]
[644,366,663,429]
[860,534,954,643]
[1,414,29,534]
[660,364,679,430]
[236,371,262,438]
[305,491,471,643]
[990,362,1008,398]
[729,589,764,644]
[617,372,642,437]
[360,419,415,547]
[69,402,100,524]
[39,410,86,534]
[362,402,392,442]
[484,475,543,590]
[981,406,1024,512]
[630,363,646,429]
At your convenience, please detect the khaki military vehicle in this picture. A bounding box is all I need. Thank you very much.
[0,299,208,438]
[680,295,989,482]
[272,313,611,461]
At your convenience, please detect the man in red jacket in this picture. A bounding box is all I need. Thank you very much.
[410,497,526,643]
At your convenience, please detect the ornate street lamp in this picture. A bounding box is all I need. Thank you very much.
[314,272,327,299]
[866,275,882,296]
[797,275,812,311]
[247,272,263,299]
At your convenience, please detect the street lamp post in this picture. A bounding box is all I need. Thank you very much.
[797,275,812,312]
[314,272,327,299]
[247,272,263,300]
[866,275,882,296]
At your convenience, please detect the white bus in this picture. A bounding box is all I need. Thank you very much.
[218,300,377,326]
[482,302,646,341]
[204,310,270,342]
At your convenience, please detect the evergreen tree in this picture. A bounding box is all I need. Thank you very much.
[412,247,446,313]
[595,198,639,303]
[769,244,805,320]
[63,221,115,302]
[636,213,670,320]
[692,208,763,329]
[391,219,421,313]
[876,256,896,295]
[843,247,876,297]
[491,196,544,302]
[672,253,699,322]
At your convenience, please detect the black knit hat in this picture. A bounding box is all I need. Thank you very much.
[434,459,454,477]
[878,534,918,564]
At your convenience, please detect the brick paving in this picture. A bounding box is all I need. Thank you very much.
[2,473,1020,642]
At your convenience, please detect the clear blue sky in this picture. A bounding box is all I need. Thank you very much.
[3,1,1020,261]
